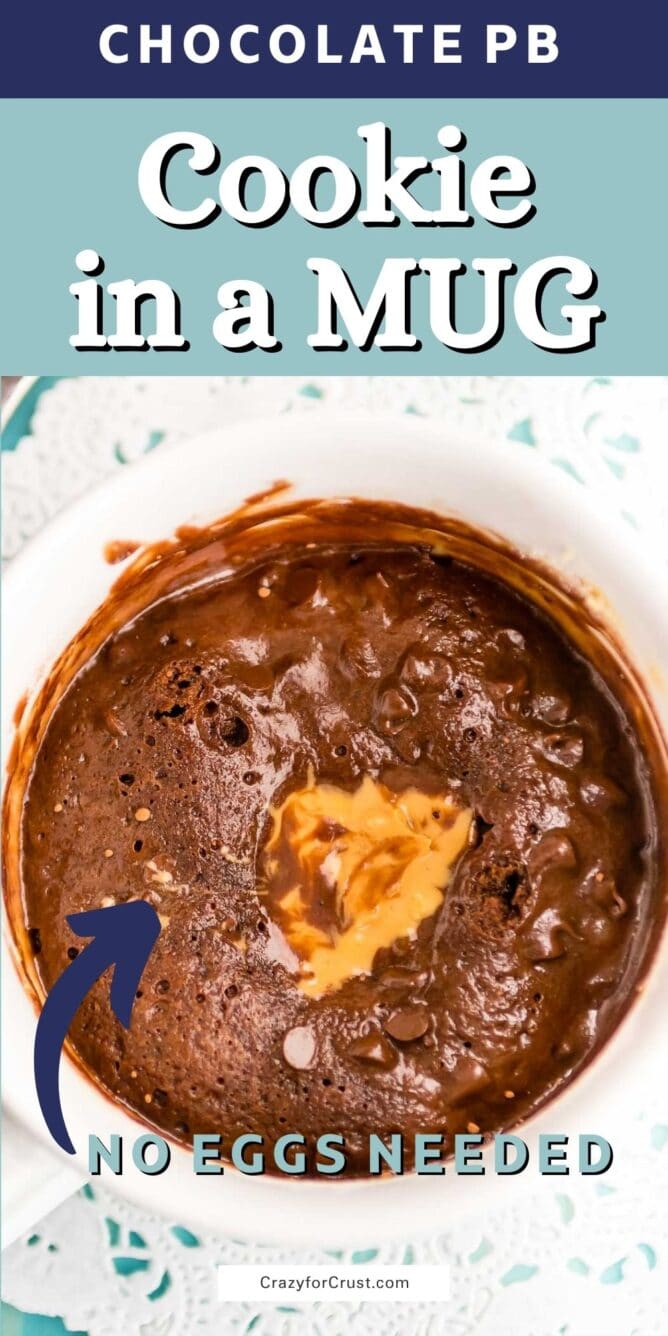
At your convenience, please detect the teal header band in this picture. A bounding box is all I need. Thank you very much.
[1,98,665,373]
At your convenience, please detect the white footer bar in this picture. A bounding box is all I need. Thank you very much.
[217,1263,450,1304]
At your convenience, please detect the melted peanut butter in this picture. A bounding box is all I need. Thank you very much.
[265,775,472,997]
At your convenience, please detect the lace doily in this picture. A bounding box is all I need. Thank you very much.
[2,376,668,1335]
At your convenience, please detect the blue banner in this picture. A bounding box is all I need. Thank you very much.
[2,2,665,98]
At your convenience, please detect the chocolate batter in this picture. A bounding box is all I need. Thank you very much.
[11,500,666,1173]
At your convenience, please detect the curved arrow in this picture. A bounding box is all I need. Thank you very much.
[34,900,161,1154]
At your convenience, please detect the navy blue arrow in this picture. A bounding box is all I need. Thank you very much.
[34,900,161,1154]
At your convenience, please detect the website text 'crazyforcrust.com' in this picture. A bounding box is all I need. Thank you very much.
[217,1265,450,1304]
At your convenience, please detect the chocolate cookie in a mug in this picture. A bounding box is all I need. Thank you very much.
[13,498,666,1175]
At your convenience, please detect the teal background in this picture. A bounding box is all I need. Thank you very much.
[1,1304,85,1335]
[0,98,666,373]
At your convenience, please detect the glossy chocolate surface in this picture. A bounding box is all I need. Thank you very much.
[14,500,666,1173]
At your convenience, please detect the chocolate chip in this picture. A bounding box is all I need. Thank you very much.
[103,707,127,739]
[375,686,418,735]
[590,872,628,919]
[28,927,42,954]
[383,1006,429,1042]
[153,1088,168,1107]
[528,830,577,881]
[578,908,616,947]
[401,651,450,689]
[347,1032,397,1069]
[283,565,319,605]
[532,690,571,725]
[379,966,429,992]
[282,1025,317,1070]
[579,775,627,811]
[539,730,584,769]
[339,633,381,681]
[524,908,569,962]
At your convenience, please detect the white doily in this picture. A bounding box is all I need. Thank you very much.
[2,376,668,1335]
[4,1126,668,1336]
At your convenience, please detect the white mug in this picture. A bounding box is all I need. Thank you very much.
[3,413,667,1246]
